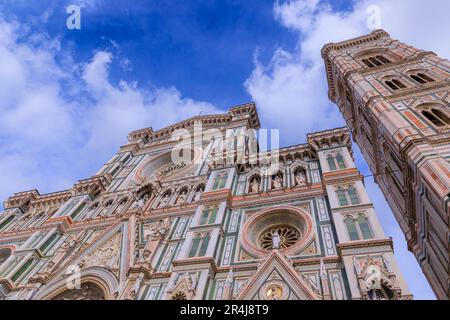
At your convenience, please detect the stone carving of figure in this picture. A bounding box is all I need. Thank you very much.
[176,189,187,205]
[295,170,307,186]
[267,285,282,300]
[114,197,128,215]
[250,177,260,193]
[159,192,171,208]
[272,175,283,190]
[271,230,281,250]
[99,201,113,218]
[138,249,152,264]
[146,218,171,241]
[79,233,121,270]
[133,192,150,209]
[194,187,203,201]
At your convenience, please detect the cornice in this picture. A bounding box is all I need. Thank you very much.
[336,238,394,256]
[172,257,218,274]
[321,29,390,58]
[231,184,323,209]
[322,168,364,185]
[307,127,351,152]
[71,173,112,198]
[322,30,391,101]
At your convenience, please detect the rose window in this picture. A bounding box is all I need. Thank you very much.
[241,206,314,258]
[258,225,301,250]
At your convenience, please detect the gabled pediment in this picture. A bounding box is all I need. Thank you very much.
[236,250,320,300]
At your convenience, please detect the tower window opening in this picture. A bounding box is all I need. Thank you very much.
[421,108,450,127]
[410,73,435,84]
[385,79,406,91]
[362,55,391,68]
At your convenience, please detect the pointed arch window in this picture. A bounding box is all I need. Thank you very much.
[198,233,210,256]
[199,207,218,225]
[357,215,374,239]
[369,57,382,66]
[347,186,360,205]
[336,153,346,169]
[327,156,337,171]
[344,217,360,241]
[336,188,349,206]
[419,106,450,128]
[385,79,406,91]
[212,172,228,190]
[327,153,346,171]
[410,73,435,84]
[336,186,360,206]
[188,235,201,258]
[376,55,391,64]
[344,215,374,241]
[362,55,391,68]
[188,233,210,258]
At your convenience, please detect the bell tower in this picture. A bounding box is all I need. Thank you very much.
[322,30,450,299]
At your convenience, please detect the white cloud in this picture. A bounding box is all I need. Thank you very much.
[0,17,220,205]
[246,0,449,299]
[247,0,450,147]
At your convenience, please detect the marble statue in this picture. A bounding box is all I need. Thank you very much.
[272,230,281,249]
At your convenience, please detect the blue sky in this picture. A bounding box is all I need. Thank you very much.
[1,0,449,299]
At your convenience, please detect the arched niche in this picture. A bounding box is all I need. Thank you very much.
[35,267,118,300]
[50,282,106,300]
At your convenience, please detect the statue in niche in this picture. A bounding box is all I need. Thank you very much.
[133,192,151,209]
[89,202,99,210]
[249,177,260,193]
[295,170,307,186]
[158,192,171,208]
[99,200,113,218]
[176,189,187,205]
[272,174,283,190]
[271,230,281,250]
[114,197,128,215]
[194,187,203,201]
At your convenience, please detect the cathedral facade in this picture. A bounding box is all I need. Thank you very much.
[322,30,450,299]
[0,103,412,300]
